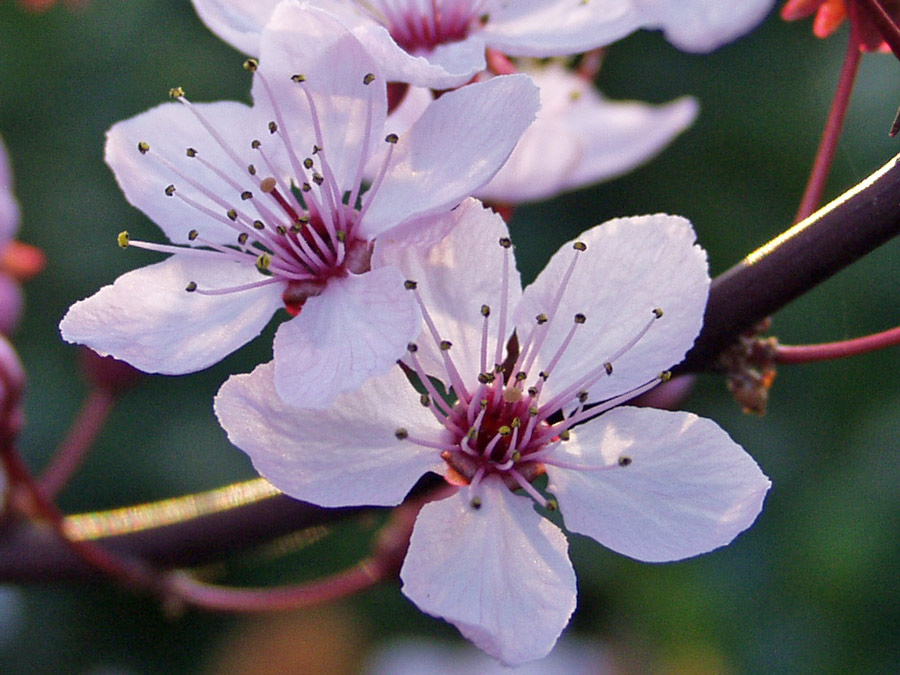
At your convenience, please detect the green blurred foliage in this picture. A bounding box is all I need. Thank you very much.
[1,2,900,673]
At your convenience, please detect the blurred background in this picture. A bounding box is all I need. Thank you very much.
[1,1,900,672]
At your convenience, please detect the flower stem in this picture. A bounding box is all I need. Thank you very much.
[38,387,115,497]
[774,324,900,363]
[794,23,861,223]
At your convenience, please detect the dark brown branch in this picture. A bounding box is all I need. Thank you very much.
[678,151,900,373]
[3,154,900,582]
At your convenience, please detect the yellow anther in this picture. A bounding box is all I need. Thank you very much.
[117,231,130,248]
[168,86,185,99]
[256,253,271,272]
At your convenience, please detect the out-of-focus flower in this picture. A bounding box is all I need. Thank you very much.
[0,137,45,335]
[215,198,770,665]
[193,0,776,88]
[60,5,538,408]
[384,64,698,204]
[781,0,900,51]
[367,636,612,674]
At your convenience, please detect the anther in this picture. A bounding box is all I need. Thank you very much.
[395,428,408,440]
[291,73,306,83]
[511,417,522,428]
[186,148,198,157]
[498,237,512,249]
[188,230,199,241]
[481,304,491,317]
[529,406,539,416]
[407,342,418,353]
[498,425,511,436]
[660,370,672,382]
[164,184,176,196]
[363,73,375,85]
[546,499,559,511]
[511,451,522,462]
[268,121,278,134]
[240,191,253,201]
[251,139,261,149]
[276,225,287,235]
[477,372,494,384]
[527,386,538,397]
[243,58,258,72]
[185,281,197,292]
[536,313,548,325]
[168,86,185,99]
[303,157,314,170]
[573,241,587,251]
[653,307,663,319]
[470,497,482,510]
[237,232,248,245]
[574,313,586,324]
[577,390,588,403]
[385,133,399,144]
[559,430,571,441]
[247,164,256,175]
[253,220,265,230]
[256,253,271,272]
[604,362,613,375]
[137,142,150,155]
[440,340,452,351]
[226,209,238,221]
[404,280,418,290]
[539,371,549,381]
[618,455,632,467]
[117,231,130,248]
[420,393,430,407]
[312,173,324,185]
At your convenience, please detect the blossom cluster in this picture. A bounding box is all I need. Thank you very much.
[58,0,774,665]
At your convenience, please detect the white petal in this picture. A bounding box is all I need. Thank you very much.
[105,100,261,245]
[401,479,576,666]
[547,407,770,562]
[272,266,419,408]
[0,137,19,246]
[515,215,708,405]
[361,74,540,238]
[215,362,442,507]
[636,0,775,53]
[479,66,698,203]
[255,3,387,191]
[376,198,521,384]
[59,255,283,374]
[483,0,772,55]
[482,0,642,56]
[191,0,281,55]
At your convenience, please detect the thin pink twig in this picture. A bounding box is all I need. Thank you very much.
[775,324,900,363]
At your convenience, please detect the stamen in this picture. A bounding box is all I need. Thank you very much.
[508,469,549,508]
[411,288,471,402]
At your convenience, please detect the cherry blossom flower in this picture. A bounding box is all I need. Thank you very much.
[214,198,770,664]
[0,137,45,335]
[193,0,776,88]
[384,64,698,204]
[781,0,900,51]
[59,5,538,408]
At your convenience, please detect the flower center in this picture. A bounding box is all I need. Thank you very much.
[118,65,397,315]
[396,236,671,510]
[361,0,488,52]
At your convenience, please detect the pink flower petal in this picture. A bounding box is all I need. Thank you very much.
[190,0,281,55]
[0,137,19,246]
[215,362,442,507]
[401,478,577,666]
[546,406,771,562]
[272,266,420,408]
[375,198,521,384]
[59,254,284,374]
[361,74,540,239]
[514,214,709,405]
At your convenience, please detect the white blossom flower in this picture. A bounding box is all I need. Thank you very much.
[192,0,775,88]
[385,64,698,204]
[215,198,770,664]
[59,5,538,408]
